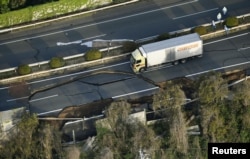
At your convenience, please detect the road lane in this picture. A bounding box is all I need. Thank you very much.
[141,31,250,82]
[7,96,29,102]
[0,0,249,69]
[0,32,250,101]
[28,74,158,115]
[0,0,199,46]
[25,32,250,115]
[0,61,130,91]
[112,87,159,99]
[172,8,219,20]
[29,94,58,103]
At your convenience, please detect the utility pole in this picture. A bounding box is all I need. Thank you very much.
[72,129,76,145]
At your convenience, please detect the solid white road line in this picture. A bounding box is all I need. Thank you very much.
[0,0,198,46]
[173,8,219,20]
[57,34,106,46]
[186,61,250,77]
[0,86,9,90]
[0,34,106,46]
[238,46,250,51]
[6,96,29,102]
[112,87,159,99]
[204,32,249,45]
[37,108,62,116]
[29,94,58,103]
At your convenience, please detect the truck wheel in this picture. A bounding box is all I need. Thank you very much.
[173,61,179,65]
[181,59,186,63]
[139,68,145,72]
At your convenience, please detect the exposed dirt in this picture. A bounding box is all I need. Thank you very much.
[222,70,245,83]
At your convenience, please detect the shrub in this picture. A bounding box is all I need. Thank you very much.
[157,33,171,41]
[0,0,100,27]
[225,16,239,27]
[49,57,65,69]
[17,64,31,75]
[122,41,137,52]
[193,26,207,35]
[85,49,102,61]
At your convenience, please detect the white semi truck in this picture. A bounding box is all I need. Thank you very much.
[130,33,203,73]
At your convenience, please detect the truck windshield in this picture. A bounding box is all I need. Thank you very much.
[130,56,136,64]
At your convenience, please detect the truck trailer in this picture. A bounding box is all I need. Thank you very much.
[130,33,203,73]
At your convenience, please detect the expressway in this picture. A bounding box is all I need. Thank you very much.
[0,0,250,69]
[0,31,250,115]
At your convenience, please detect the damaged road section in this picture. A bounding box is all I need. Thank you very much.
[27,71,159,116]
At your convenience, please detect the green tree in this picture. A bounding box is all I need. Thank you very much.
[231,80,250,142]
[197,72,228,105]
[96,101,161,159]
[0,113,64,159]
[232,80,250,106]
[239,106,250,142]
[0,0,10,13]
[32,123,64,159]
[153,83,188,154]
[0,113,38,159]
[9,0,26,10]
[197,73,228,139]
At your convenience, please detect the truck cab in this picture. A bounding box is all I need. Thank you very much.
[130,48,146,73]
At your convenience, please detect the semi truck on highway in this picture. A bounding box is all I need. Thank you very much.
[130,33,203,73]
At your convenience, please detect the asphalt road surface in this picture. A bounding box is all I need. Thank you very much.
[1,31,250,115]
[0,0,249,69]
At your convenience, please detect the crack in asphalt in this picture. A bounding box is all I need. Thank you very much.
[27,69,160,114]
[136,74,160,87]
[95,87,103,100]
[29,70,136,100]
[65,91,96,97]
[238,43,250,61]
[77,76,135,86]
[25,39,41,61]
